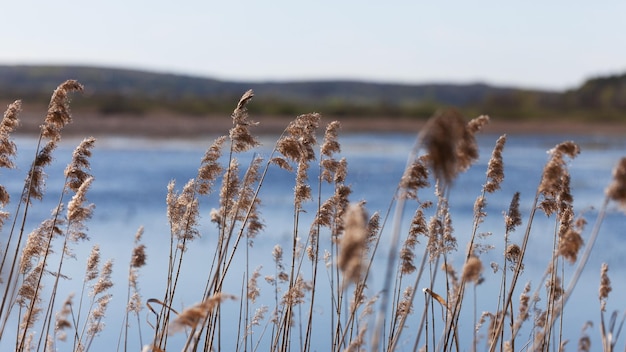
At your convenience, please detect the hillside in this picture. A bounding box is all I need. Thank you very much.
[0,65,520,117]
[0,65,517,103]
[0,65,625,124]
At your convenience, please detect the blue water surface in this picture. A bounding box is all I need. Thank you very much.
[2,131,625,351]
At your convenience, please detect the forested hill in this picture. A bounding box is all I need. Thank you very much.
[0,65,625,122]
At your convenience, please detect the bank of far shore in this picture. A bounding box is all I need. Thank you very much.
[12,108,626,139]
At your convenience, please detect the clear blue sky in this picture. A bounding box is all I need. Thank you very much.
[2,1,625,90]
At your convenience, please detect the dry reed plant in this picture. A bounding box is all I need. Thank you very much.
[0,83,625,352]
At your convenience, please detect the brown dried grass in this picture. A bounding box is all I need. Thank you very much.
[0,87,625,352]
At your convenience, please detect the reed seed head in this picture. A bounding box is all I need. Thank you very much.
[426,216,442,261]
[513,282,532,333]
[462,255,484,284]
[246,306,268,334]
[55,294,74,341]
[1,100,20,132]
[91,259,113,297]
[133,225,144,242]
[248,266,262,303]
[219,159,240,222]
[0,99,16,211]
[474,195,487,224]
[131,244,147,268]
[272,244,283,264]
[505,192,522,233]
[234,156,263,224]
[606,157,626,212]
[366,211,381,242]
[421,109,465,185]
[546,275,564,300]
[20,307,42,340]
[294,162,312,208]
[437,198,457,257]
[270,156,293,172]
[333,158,346,183]
[276,136,301,162]
[321,159,339,183]
[396,286,414,318]
[87,293,112,338]
[246,198,264,245]
[85,245,101,282]
[0,211,9,230]
[314,197,334,228]
[457,115,489,173]
[558,227,583,264]
[197,135,226,195]
[321,120,341,157]
[0,100,20,171]
[0,187,8,209]
[67,176,95,225]
[338,203,368,284]
[539,141,580,207]
[399,247,416,275]
[65,137,96,191]
[599,263,611,312]
[467,115,490,134]
[128,292,142,314]
[485,134,506,193]
[17,261,44,306]
[579,335,591,352]
[278,113,320,163]
[168,179,200,244]
[400,209,424,274]
[286,113,320,158]
[20,217,63,273]
[283,275,311,306]
[400,156,430,200]
[410,208,428,238]
[230,90,259,152]
[505,243,523,271]
[276,114,321,209]
[24,140,56,202]
[42,80,83,140]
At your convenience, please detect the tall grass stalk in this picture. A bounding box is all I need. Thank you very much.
[0,83,625,351]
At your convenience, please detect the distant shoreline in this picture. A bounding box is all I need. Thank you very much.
[13,109,626,139]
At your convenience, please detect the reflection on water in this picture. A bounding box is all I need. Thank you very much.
[3,133,626,350]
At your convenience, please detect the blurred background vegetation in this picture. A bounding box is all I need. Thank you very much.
[1,65,625,123]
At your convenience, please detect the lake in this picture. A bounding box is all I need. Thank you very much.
[2,131,626,351]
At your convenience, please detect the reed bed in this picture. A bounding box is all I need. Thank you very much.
[0,81,625,351]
